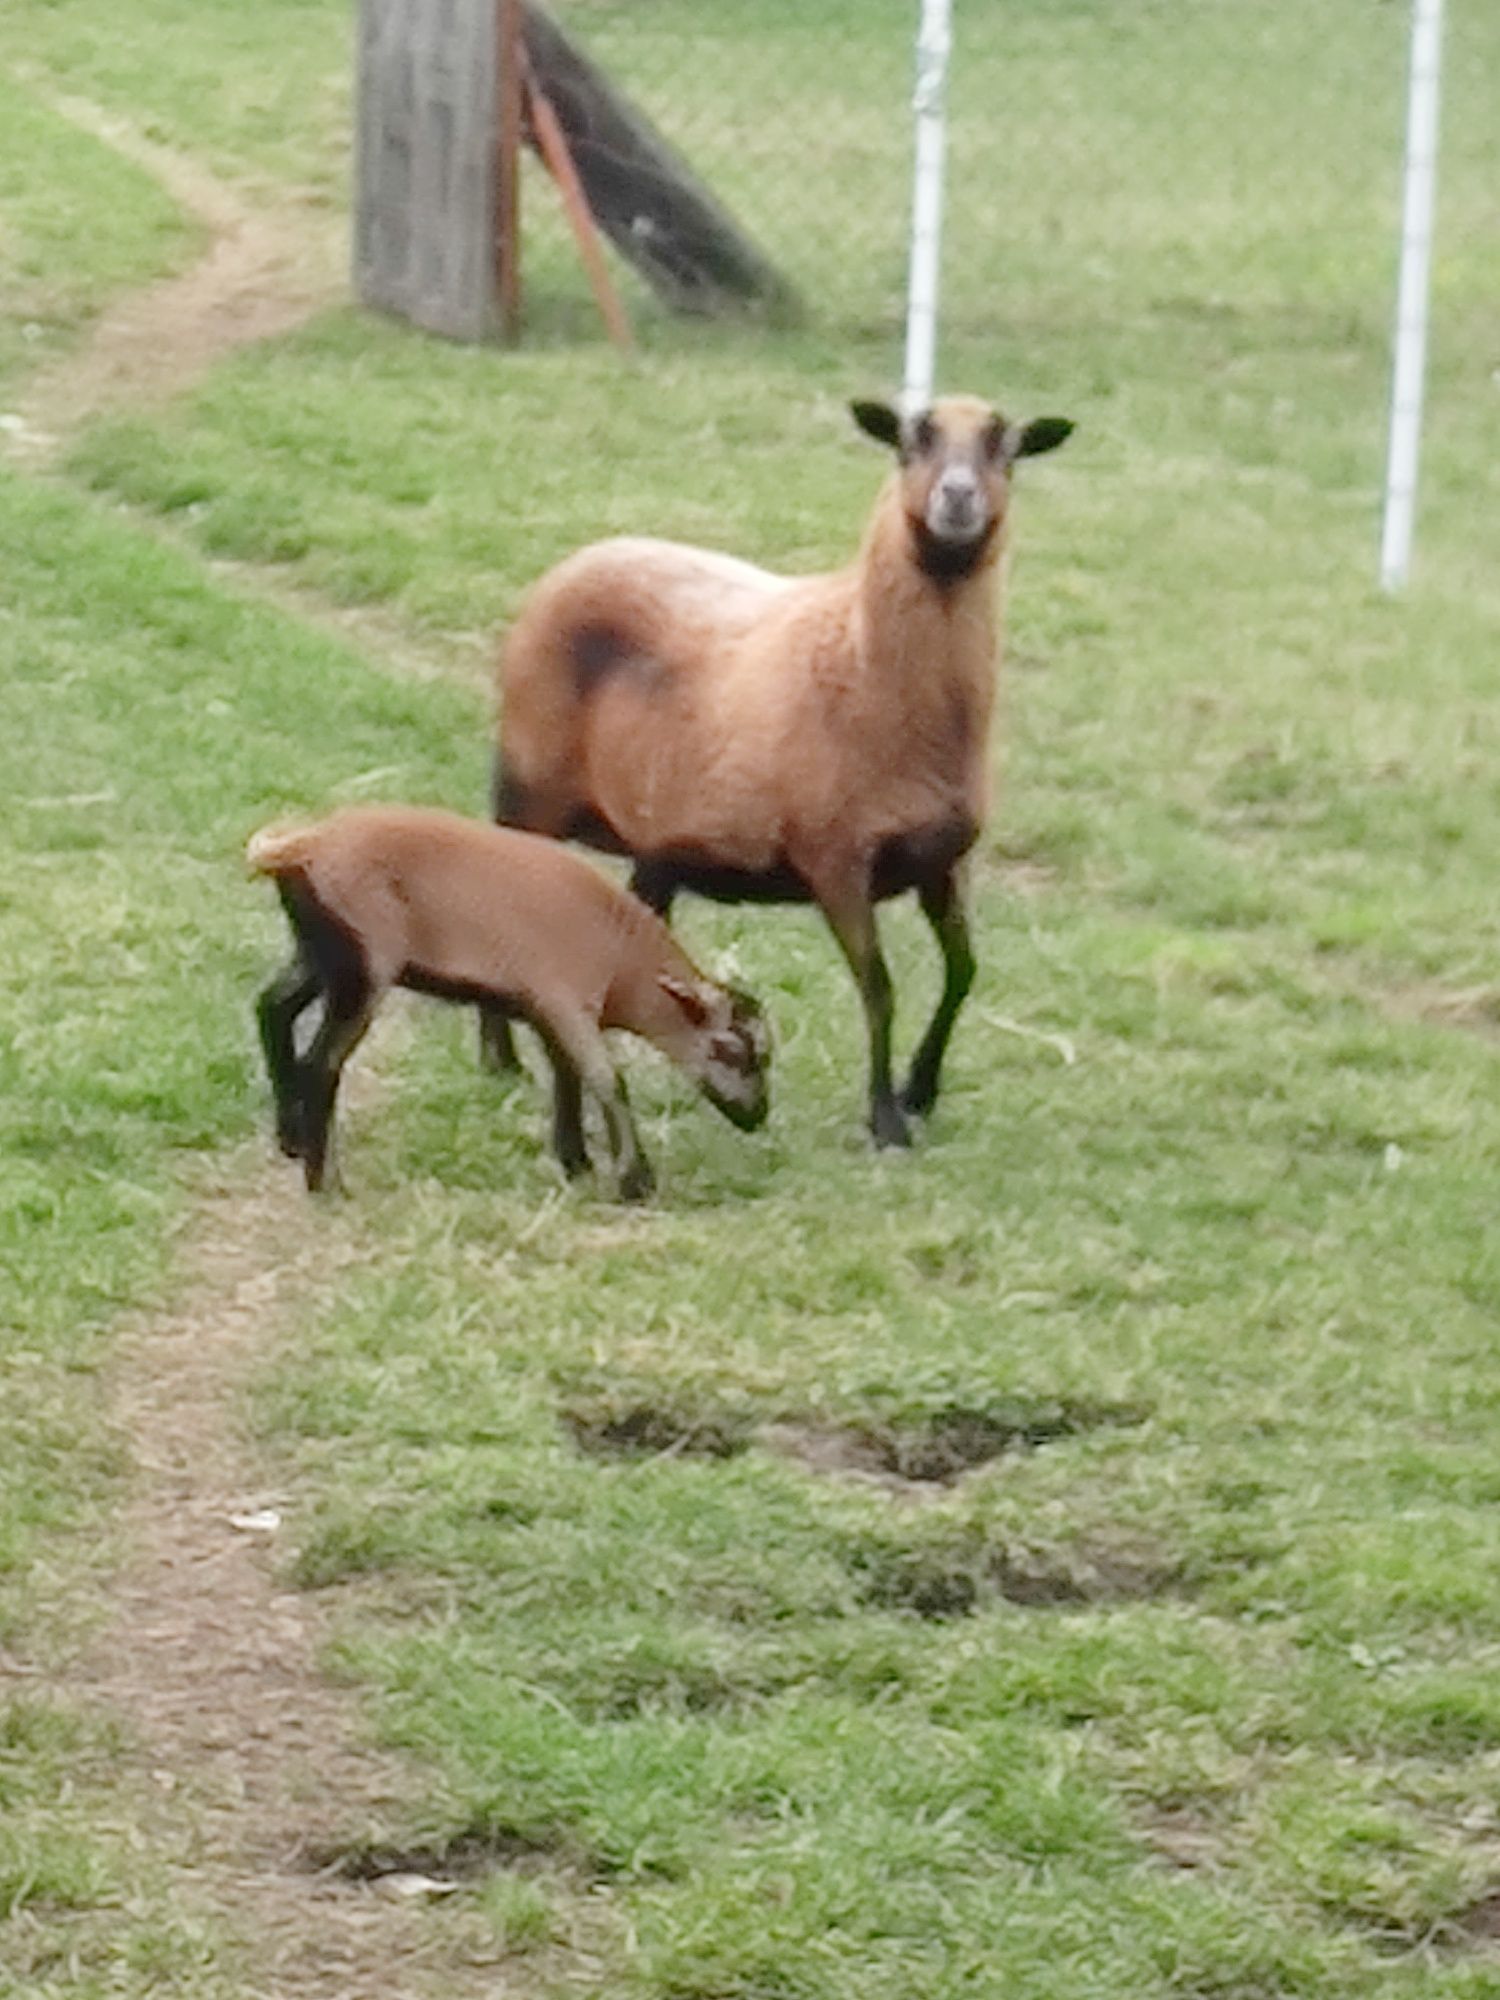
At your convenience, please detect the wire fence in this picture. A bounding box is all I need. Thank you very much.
[526,1,1425,350]
[522,2,1492,436]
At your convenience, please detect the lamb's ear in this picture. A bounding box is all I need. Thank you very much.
[850,399,903,451]
[1011,416,1075,459]
[658,973,711,1026]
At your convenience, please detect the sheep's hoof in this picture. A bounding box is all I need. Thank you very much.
[898,1077,937,1119]
[617,1162,656,1204]
[557,1146,592,1181]
[302,1157,347,1196]
[870,1102,913,1150]
[478,1010,523,1076]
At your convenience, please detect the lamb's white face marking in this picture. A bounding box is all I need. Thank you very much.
[674,982,771,1131]
[698,998,771,1130]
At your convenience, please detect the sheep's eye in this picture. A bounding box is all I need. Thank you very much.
[981,420,1006,460]
[910,415,938,456]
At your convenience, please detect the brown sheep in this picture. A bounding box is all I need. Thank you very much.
[488,394,1073,1147]
[248,805,770,1200]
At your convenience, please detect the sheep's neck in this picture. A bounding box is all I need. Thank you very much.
[851,484,1004,719]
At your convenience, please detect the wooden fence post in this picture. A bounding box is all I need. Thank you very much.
[355,0,500,340]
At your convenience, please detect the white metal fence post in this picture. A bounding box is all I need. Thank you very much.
[1379,0,1445,592]
[903,0,953,411]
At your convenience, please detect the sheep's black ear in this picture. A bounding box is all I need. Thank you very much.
[659,973,710,1026]
[850,400,903,451]
[1013,416,1075,459]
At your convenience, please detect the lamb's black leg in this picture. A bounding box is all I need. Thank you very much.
[481,745,526,1072]
[630,860,678,921]
[548,1013,655,1200]
[599,1072,654,1202]
[819,890,909,1150]
[537,1029,590,1179]
[299,992,374,1194]
[901,870,976,1118]
[256,960,321,1158]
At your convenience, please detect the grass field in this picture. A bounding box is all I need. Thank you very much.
[4,0,1500,1994]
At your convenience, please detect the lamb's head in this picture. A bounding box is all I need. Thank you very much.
[851,394,1074,575]
[656,974,772,1132]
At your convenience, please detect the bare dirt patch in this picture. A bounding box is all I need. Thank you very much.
[5,90,342,468]
[1455,1890,1500,1947]
[1384,979,1500,1043]
[308,1819,603,1889]
[565,1395,1144,1491]
[1346,1885,1500,1960]
[761,1398,1145,1493]
[847,1533,1183,1619]
[564,1399,752,1462]
[1140,1805,1225,1873]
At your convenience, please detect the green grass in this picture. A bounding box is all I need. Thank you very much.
[12,0,353,201]
[5,0,1500,1993]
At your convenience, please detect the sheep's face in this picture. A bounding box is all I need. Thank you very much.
[658,976,772,1131]
[851,395,1074,576]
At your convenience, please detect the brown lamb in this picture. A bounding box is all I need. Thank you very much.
[490,393,1073,1146]
[248,804,769,1200]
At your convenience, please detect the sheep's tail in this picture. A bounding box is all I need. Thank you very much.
[246,820,316,877]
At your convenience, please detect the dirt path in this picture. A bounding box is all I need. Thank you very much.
[6,89,343,469]
[82,1076,529,1997]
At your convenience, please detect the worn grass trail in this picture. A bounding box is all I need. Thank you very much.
[78,1144,543,2000]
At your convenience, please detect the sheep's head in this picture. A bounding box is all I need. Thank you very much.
[657,975,772,1131]
[851,394,1074,578]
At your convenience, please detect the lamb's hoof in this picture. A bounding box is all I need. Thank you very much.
[557,1148,592,1182]
[617,1162,656,1204]
[898,1078,936,1120]
[478,1014,522,1077]
[870,1103,913,1150]
[275,1121,306,1161]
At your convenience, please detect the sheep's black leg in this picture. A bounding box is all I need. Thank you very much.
[820,892,910,1149]
[256,959,321,1158]
[479,1006,522,1075]
[630,860,678,921]
[901,870,976,1118]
